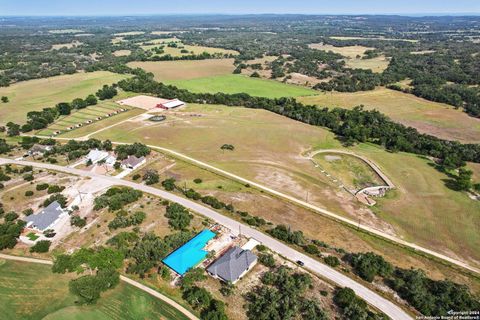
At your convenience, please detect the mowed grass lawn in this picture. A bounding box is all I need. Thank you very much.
[167,74,318,98]
[92,103,480,266]
[0,71,130,125]
[128,59,235,81]
[298,88,480,143]
[0,260,189,320]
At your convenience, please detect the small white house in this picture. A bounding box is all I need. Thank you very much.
[86,149,109,164]
[121,155,146,170]
[28,144,52,156]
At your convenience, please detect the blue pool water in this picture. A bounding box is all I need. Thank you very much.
[162,229,216,275]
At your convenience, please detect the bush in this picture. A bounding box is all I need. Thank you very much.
[23,208,34,216]
[30,240,51,253]
[193,178,202,184]
[304,244,320,255]
[143,169,159,185]
[324,256,340,267]
[258,253,275,268]
[25,190,34,197]
[36,183,49,191]
[71,215,87,228]
[23,173,34,181]
[346,252,393,282]
[5,211,19,222]
[165,203,192,230]
[44,193,68,208]
[132,174,141,180]
[47,185,65,194]
[161,178,176,191]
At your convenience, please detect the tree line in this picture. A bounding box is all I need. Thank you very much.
[118,73,480,166]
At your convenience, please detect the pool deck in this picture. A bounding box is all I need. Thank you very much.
[162,229,216,275]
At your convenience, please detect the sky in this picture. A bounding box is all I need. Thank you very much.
[1,0,479,16]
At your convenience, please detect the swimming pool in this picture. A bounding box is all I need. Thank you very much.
[162,229,216,275]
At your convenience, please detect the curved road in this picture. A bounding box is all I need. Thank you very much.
[0,157,411,320]
[0,253,198,320]
[37,130,480,275]
[144,145,480,275]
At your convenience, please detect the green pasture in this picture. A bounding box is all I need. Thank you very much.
[166,74,318,98]
[0,260,189,320]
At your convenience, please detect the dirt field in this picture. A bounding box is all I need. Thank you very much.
[298,88,480,143]
[329,36,418,43]
[127,59,236,81]
[0,71,130,125]
[112,49,131,57]
[51,40,83,50]
[117,95,170,110]
[139,39,238,57]
[309,43,389,72]
[90,103,480,268]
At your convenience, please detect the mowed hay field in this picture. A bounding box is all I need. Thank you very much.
[166,74,318,98]
[0,71,130,125]
[0,260,189,320]
[309,43,389,72]
[128,59,235,81]
[298,88,480,143]
[92,103,480,267]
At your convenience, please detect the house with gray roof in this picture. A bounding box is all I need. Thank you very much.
[207,246,257,284]
[28,144,52,156]
[24,201,67,232]
[121,155,146,170]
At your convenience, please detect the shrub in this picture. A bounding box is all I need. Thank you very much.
[324,256,340,267]
[36,183,49,191]
[258,253,275,268]
[71,215,87,228]
[30,240,51,253]
[132,174,141,180]
[193,178,202,184]
[25,190,34,197]
[23,173,34,181]
[23,208,34,216]
[161,178,176,191]
[47,185,65,194]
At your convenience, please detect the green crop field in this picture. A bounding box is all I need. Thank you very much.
[0,260,189,320]
[298,88,480,143]
[91,103,480,268]
[0,71,130,125]
[166,74,318,98]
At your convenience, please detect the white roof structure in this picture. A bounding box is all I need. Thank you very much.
[86,149,109,164]
[161,99,185,109]
[104,155,117,166]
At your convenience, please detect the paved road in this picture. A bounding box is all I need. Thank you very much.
[0,158,412,320]
[142,145,480,275]
[0,253,198,320]
[36,135,480,275]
